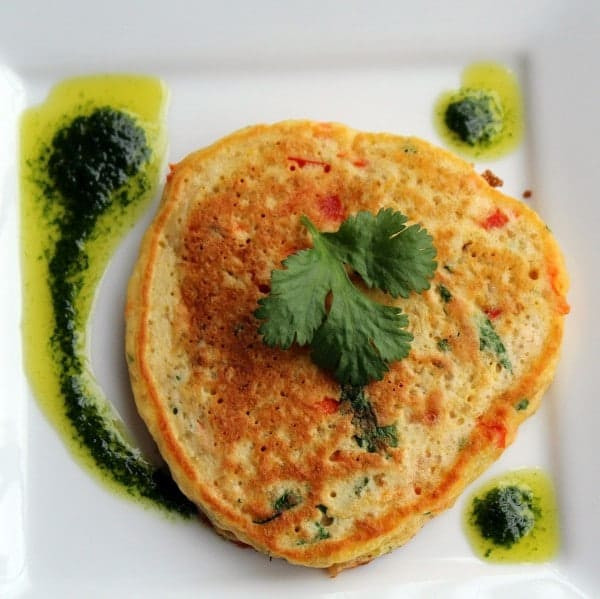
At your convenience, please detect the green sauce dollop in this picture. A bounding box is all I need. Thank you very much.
[464,469,559,562]
[471,485,537,548]
[434,62,524,160]
[444,90,503,146]
[48,107,151,213]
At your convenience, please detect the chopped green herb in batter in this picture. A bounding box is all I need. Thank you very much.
[354,476,370,496]
[479,316,512,371]
[437,284,452,303]
[274,490,301,513]
[341,385,398,453]
[514,398,529,411]
[254,490,301,524]
[437,338,450,352]
[314,522,331,540]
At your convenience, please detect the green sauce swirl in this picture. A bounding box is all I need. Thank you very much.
[21,75,194,516]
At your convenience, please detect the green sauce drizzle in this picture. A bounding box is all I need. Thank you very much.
[21,75,194,516]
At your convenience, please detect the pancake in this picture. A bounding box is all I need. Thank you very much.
[125,121,568,574]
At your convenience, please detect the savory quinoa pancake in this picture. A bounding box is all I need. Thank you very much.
[125,121,568,574]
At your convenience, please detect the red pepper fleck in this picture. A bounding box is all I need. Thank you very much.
[353,158,369,168]
[287,156,331,173]
[482,209,509,230]
[318,195,345,222]
[317,397,339,414]
[484,307,503,319]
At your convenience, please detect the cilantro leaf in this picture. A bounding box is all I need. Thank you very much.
[311,278,412,385]
[255,210,436,386]
[254,249,330,348]
[322,208,437,298]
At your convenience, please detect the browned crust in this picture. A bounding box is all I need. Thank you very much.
[126,121,568,572]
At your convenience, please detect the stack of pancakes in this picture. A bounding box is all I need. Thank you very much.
[126,121,568,574]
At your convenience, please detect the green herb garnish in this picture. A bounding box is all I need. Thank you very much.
[354,476,370,496]
[274,490,300,513]
[437,338,450,352]
[479,316,512,371]
[255,209,436,386]
[314,522,331,540]
[514,398,529,411]
[342,385,398,453]
[253,490,301,524]
[437,284,452,303]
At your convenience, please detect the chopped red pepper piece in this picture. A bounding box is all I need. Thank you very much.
[316,397,340,414]
[484,307,503,319]
[482,209,509,230]
[318,195,345,222]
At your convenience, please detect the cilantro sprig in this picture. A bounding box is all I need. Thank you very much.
[255,209,437,386]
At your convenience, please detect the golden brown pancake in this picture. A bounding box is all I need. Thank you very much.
[125,121,568,574]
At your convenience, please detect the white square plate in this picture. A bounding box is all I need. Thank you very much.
[1,1,598,597]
